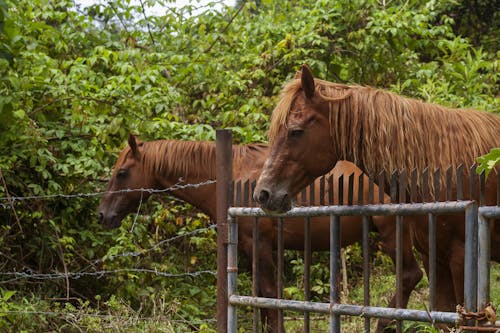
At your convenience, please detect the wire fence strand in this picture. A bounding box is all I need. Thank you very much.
[0,178,219,282]
[0,179,216,209]
[0,223,217,284]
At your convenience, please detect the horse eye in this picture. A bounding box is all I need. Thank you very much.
[288,128,304,138]
[117,168,128,178]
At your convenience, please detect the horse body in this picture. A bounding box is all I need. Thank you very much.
[98,134,422,332]
[254,64,499,313]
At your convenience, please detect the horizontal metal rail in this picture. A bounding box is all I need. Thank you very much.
[228,201,475,218]
[479,206,500,219]
[229,295,459,324]
[227,200,485,332]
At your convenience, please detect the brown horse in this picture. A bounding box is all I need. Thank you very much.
[254,64,499,314]
[98,135,422,332]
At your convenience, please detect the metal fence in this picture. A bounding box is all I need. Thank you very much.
[214,129,499,333]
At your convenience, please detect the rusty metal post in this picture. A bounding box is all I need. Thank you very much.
[330,214,341,333]
[216,129,232,333]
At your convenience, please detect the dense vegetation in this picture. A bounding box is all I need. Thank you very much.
[0,0,498,331]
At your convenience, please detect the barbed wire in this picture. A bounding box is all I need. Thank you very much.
[0,179,216,209]
[0,223,217,284]
[0,179,219,284]
[0,268,216,283]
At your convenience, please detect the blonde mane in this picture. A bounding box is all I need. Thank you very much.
[269,77,500,181]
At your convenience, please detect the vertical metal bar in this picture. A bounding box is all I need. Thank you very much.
[358,173,364,205]
[277,217,285,333]
[395,216,403,333]
[338,175,344,205]
[216,129,232,333]
[446,166,453,201]
[309,179,315,206]
[362,215,370,333]
[399,170,407,204]
[396,170,406,333]
[410,169,417,203]
[456,165,464,201]
[304,216,311,333]
[347,172,354,205]
[235,181,242,207]
[227,216,238,333]
[469,164,477,202]
[464,202,478,312]
[243,180,250,206]
[377,171,385,204]
[328,175,334,205]
[368,176,374,204]
[251,180,257,207]
[320,176,325,206]
[477,212,490,310]
[428,213,436,311]
[433,169,441,202]
[330,214,341,333]
[301,187,307,206]
[252,217,259,333]
[422,168,429,202]
[390,171,398,203]
[479,171,486,207]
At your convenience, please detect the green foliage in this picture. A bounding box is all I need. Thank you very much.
[477,148,500,178]
[0,0,498,330]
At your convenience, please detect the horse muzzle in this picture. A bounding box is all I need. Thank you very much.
[253,187,292,214]
[98,210,122,229]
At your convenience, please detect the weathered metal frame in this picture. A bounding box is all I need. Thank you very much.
[226,201,482,333]
[216,130,495,333]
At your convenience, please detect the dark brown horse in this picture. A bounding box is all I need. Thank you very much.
[98,135,422,332]
[254,64,499,314]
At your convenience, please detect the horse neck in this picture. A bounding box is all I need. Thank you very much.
[147,141,267,220]
[168,184,218,220]
[146,140,218,219]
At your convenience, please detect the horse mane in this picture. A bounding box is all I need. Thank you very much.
[128,140,265,180]
[269,77,500,180]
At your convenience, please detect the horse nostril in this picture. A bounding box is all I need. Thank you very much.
[257,189,270,204]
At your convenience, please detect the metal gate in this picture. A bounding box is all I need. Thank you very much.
[214,129,498,333]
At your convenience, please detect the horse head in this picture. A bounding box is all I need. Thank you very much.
[98,134,153,228]
[254,64,341,213]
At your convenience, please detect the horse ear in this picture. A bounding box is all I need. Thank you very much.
[301,64,315,99]
[128,134,139,157]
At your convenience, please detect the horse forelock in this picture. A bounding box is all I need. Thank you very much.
[268,79,301,144]
[268,78,353,144]
[113,145,132,174]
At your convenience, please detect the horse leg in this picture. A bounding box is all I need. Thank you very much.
[239,222,282,333]
[257,235,281,333]
[448,240,465,306]
[375,217,423,333]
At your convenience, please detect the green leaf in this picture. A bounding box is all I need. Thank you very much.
[477,148,500,178]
